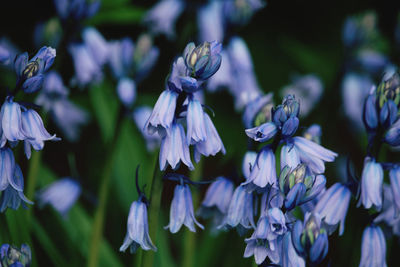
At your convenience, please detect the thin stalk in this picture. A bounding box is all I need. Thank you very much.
[87,108,125,267]
[141,156,164,267]
[25,150,42,221]
[182,160,203,267]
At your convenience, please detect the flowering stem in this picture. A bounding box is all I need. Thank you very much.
[87,108,125,267]
[182,160,203,267]
[141,155,164,267]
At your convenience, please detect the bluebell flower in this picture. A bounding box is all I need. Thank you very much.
[207,51,231,93]
[358,157,383,210]
[260,187,284,213]
[36,72,89,142]
[132,106,161,152]
[132,34,160,82]
[219,185,255,230]
[69,43,102,87]
[242,151,257,180]
[292,212,329,264]
[0,243,31,267]
[0,38,18,67]
[143,0,185,39]
[117,78,136,107]
[193,113,225,162]
[342,73,373,131]
[22,108,60,159]
[280,143,300,170]
[108,38,134,79]
[159,122,194,171]
[1,97,27,143]
[223,0,265,26]
[292,136,337,174]
[375,185,400,236]
[0,165,32,212]
[225,37,262,110]
[245,122,277,142]
[54,0,100,21]
[167,57,189,92]
[363,93,379,131]
[120,199,157,253]
[389,167,400,215]
[197,177,234,224]
[186,98,207,144]
[242,148,277,191]
[342,12,377,48]
[0,147,16,191]
[281,75,323,117]
[34,18,63,48]
[183,41,222,81]
[242,93,274,128]
[359,225,387,267]
[198,0,224,42]
[244,215,282,264]
[303,124,322,144]
[165,184,204,233]
[357,49,388,74]
[0,45,10,64]
[37,178,81,217]
[282,232,305,267]
[82,27,109,66]
[279,165,326,210]
[146,89,178,136]
[265,207,287,240]
[314,183,351,235]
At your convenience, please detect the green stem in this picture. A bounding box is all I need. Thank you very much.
[26,150,42,222]
[87,110,125,267]
[141,156,164,267]
[182,160,203,267]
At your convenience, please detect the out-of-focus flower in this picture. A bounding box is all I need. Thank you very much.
[82,27,109,66]
[69,43,102,87]
[133,106,161,152]
[37,178,81,217]
[143,0,184,39]
[34,18,63,48]
[219,185,255,230]
[357,157,383,211]
[242,93,274,128]
[0,243,31,267]
[198,0,224,42]
[223,0,265,26]
[281,75,323,117]
[303,124,322,144]
[54,0,100,21]
[120,200,157,253]
[375,185,400,236]
[117,78,136,107]
[389,167,400,215]
[165,183,204,233]
[314,183,351,235]
[359,225,387,267]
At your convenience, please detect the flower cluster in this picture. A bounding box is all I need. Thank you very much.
[0,46,59,211]
[146,41,225,171]
[0,243,31,267]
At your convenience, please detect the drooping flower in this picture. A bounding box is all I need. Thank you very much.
[82,27,109,66]
[146,89,178,136]
[186,98,207,144]
[242,151,257,180]
[120,200,157,253]
[245,122,277,143]
[159,122,194,171]
[1,97,26,143]
[198,0,224,42]
[37,178,81,217]
[282,232,305,267]
[242,93,274,128]
[280,143,300,170]
[53,0,100,21]
[358,157,383,211]
[359,225,387,267]
[22,108,60,159]
[69,43,102,87]
[165,184,204,233]
[193,113,225,162]
[389,167,400,215]
[132,106,161,152]
[219,185,255,230]
[314,183,351,235]
[117,78,136,107]
[197,177,234,223]
[242,148,277,191]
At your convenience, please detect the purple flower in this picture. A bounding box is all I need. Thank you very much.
[133,106,161,152]
[82,27,109,66]
[54,0,100,20]
[303,124,322,144]
[159,122,194,171]
[280,143,300,170]
[198,1,224,42]
[165,184,204,233]
[193,113,225,162]
[0,243,31,266]
[37,178,81,217]
[69,44,102,87]
[389,167,400,215]
[143,0,184,39]
[219,185,255,230]
[358,158,383,210]
[242,148,277,191]
[1,97,27,143]
[242,151,257,180]
[292,136,337,174]
[282,232,305,267]
[108,38,134,79]
[245,122,277,142]
[146,89,178,136]
[242,93,274,128]
[314,183,351,235]
[186,98,207,144]
[359,225,387,267]
[120,200,157,253]
[117,78,136,107]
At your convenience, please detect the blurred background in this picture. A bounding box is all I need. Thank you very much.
[1,0,400,266]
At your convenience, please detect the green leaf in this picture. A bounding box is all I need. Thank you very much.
[87,6,146,26]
